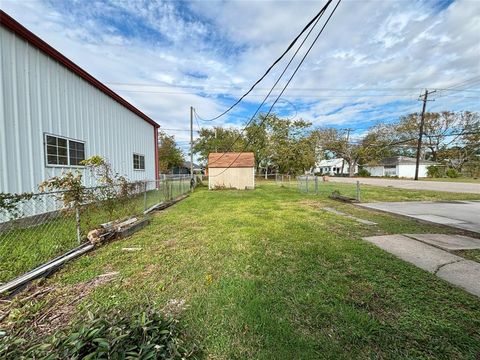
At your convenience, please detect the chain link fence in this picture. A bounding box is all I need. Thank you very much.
[275,174,362,200]
[0,176,191,284]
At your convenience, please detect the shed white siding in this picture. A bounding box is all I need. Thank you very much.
[208,167,255,190]
[0,26,156,193]
[363,164,430,178]
[363,166,384,177]
[397,164,429,178]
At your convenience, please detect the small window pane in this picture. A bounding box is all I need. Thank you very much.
[47,145,57,155]
[58,156,68,165]
[47,155,58,165]
[46,136,57,146]
[58,138,67,148]
[58,147,68,156]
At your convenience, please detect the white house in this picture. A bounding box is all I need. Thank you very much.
[362,156,435,178]
[313,158,357,175]
[208,152,255,190]
[0,11,160,194]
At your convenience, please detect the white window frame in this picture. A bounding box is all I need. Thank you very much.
[133,153,145,171]
[44,133,86,168]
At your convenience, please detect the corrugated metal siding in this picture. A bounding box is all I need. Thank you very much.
[0,27,156,193]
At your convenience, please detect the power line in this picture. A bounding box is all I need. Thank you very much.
[210,0,342,177]
[205,0,333,166]
[195,0,333,122]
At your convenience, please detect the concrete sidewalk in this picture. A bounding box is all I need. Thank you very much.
[364,234,480,297]
[359,201,480,234]
[329,177,480,194]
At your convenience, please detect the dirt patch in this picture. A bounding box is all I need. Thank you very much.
[0,272,118,337]
[164,239,177,248]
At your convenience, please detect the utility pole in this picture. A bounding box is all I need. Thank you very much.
[414,89,435,180]
[190,106,194,188]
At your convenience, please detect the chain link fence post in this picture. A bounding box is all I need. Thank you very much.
[315,176,319,195]
[75,205,81,244]
[143,181,148,212]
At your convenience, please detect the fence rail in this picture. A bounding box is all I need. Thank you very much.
[0,176,191,283]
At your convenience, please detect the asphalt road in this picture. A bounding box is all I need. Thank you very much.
[329,177,480,194]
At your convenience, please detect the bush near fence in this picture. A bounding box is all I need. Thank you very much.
[0,176,191,283]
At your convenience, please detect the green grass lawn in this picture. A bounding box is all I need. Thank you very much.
[3,183,479,359]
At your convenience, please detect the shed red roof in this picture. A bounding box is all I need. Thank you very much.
[208,152,255,168]
[0,10,159,129]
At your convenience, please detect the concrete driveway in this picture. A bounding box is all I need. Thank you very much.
[359,200,480,233]
[329,177,480,194]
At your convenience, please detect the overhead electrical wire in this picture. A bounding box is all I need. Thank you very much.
[194,0,334,122]
[209,0,342,176]
[207,0,334,168]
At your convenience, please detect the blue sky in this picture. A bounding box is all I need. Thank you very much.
[2,0,479,153]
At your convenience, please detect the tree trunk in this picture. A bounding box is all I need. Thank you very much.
[348,162,355,177]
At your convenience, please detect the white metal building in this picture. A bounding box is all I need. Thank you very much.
[208,152,255,190]
[362,156,435,178]
[0,11,159,194]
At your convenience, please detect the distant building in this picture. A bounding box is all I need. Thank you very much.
[0,11,159,194]
[171,161,202,175]
[208,152,255,190]
[362,156,436,178]
[314,158,357,175]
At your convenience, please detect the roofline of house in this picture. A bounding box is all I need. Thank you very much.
[0,10,159,129]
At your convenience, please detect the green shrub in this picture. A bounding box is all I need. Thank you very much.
[446,168,460,178]
[357,168,371,177]
[0,308,197,359]
[427,165,442,178]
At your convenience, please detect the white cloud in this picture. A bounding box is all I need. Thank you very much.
[1,0,479,144]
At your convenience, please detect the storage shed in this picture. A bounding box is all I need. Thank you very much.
[0,11,160,194]
[208,152,255,190]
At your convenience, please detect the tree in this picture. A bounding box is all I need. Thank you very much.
[192,127,246,164]
[436,112,480,171]
[394,111,479,162]
[312,128,363,177]
[157,132,184,173]
[262,115,315,175]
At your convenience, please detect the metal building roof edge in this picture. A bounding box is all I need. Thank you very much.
[0,10,159,129]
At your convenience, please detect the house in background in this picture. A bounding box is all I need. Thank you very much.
[0,11,159,194]
[208,152,255,190]
[313,158,357,176]
[362,156,436,178]
[171,161,203,175]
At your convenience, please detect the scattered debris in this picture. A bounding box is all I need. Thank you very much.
[162,298,187,317]
[329,190,358,203]
[122,247,142,251]
[0,243,94,295]
[0,272,119,336]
